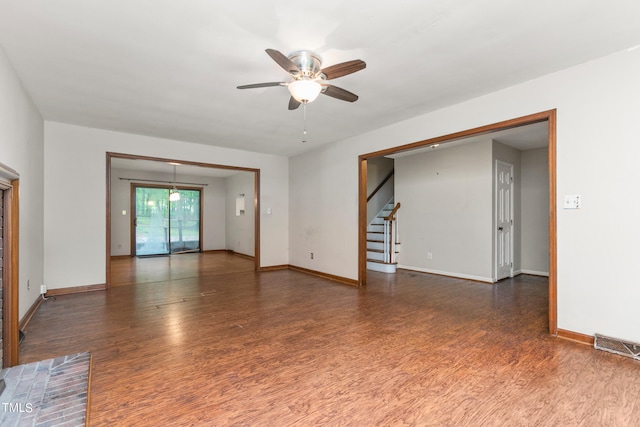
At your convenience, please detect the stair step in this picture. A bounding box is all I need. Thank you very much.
[367,239,401,244]
[367,252,385,261]
[366,261,397,274]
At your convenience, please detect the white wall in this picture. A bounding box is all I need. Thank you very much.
[110,168,227,255]
[394,140,493,281]
[521,147,549,275]
[384,139,543,282]
[366,157,394,196]
[289,48,640,342]
[0,45,45,320]
[289,141,359,278]
[44,122,289,289]
[393,139,523,282]
[225,172,255,256]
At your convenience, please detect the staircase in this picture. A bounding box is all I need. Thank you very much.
[366,201,400,273]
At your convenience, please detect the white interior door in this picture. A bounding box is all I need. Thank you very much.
[496,161,514,281]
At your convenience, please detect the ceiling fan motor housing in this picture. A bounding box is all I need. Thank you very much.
[237,48,363,109]
[288,50,322,78]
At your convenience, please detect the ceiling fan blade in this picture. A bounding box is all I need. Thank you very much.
[319,60,366,80]
[288,97,301,110]
[321,84,359,102]
[265,49,301,75]
[237,82,285,89]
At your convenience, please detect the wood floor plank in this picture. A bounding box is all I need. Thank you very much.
[19,253,640,426]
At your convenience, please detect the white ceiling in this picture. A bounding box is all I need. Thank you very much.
[1,1,640,157]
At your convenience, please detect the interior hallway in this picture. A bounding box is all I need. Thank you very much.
[19,253,640,426]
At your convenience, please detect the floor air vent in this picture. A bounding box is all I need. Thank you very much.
[594,334,640,361]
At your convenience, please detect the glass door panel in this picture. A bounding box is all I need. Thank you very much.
[169,189,200,253]
[133,186,201,256]
[134,187,170,256]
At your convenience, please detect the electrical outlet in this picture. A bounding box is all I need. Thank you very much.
[427,252,433,260]
[310,252,314,260]
[40,285,47,295]
[27,279,30,291]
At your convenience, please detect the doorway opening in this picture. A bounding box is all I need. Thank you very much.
[106,152,261,288]
[358,110,557,334]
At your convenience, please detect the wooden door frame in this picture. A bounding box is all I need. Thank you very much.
[106,152,261,288]
[0,162,20,367]
[358,110,557,335]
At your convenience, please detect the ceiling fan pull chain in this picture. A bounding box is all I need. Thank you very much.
[302,103,308,142]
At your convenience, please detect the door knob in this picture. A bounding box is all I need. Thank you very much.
[498,226,503,231]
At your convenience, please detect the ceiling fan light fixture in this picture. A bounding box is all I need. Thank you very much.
[288,79,322,103]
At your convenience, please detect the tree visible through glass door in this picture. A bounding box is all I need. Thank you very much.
[134,187,170,256]
[134,186,201,256]
[169,189,200,253]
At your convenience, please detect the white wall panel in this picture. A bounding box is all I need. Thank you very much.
[394,140,493,280]
[0,45,44,319]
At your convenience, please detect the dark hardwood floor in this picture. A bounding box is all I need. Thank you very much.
[19,253,640,426]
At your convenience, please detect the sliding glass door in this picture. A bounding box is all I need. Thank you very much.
[169,189,200,253]
[134,187,170,256]
[133,186,201,256]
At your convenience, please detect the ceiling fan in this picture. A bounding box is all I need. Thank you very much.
[237,49,366,110]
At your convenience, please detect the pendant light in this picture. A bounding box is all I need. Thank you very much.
[169,164,180,201]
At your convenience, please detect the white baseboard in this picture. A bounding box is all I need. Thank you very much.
[397,265,494,283]
[520,269,549,277]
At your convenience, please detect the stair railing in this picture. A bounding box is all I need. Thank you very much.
[383,202,401,263]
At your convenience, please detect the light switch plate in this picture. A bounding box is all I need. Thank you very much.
[564,194,581,209]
